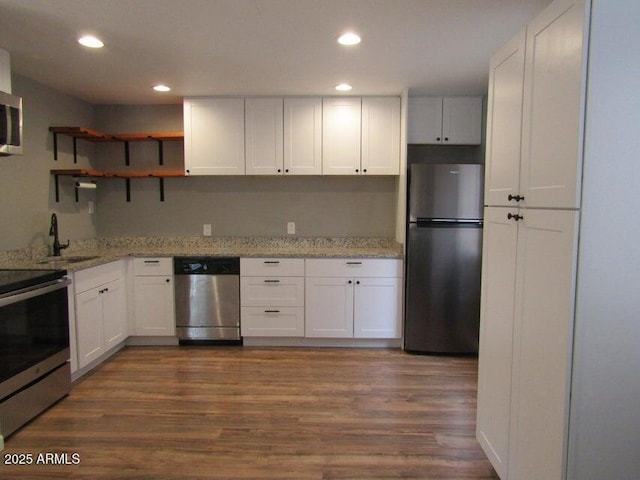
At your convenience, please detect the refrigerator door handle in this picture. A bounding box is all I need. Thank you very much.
[415,218,483,227]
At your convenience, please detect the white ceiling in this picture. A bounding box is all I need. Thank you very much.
[0,0,552,105]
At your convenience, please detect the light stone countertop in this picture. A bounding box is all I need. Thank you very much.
[0,236,404,272]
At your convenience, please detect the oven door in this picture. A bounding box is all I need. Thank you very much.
[0,278,71,399]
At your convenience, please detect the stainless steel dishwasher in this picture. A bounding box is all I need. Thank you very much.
[174,257,241,345]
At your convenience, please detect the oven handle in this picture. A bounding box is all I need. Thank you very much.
[0,278,71,308]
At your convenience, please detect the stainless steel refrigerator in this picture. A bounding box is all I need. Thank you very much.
[404,163,483,354]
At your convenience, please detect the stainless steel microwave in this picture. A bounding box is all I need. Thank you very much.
[0,90,23,156]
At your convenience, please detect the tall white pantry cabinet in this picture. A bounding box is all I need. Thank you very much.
[476,1,640,479]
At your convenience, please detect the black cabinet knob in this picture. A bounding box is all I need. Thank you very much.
[277,169,281,173]
[166,278,170,283]
[348,280,353,284]
[285,169,289,173]
[355,169,359,173]
[507,212,523,221]
[508,194,525,202]
[436,137,441,141]
[356,280,360,285]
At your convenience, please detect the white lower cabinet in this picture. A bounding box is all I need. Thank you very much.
[305,259,402,339]
[476,207,579,480]
[74,260,127,370]
[240,258,305,337]
[132,258,175,336]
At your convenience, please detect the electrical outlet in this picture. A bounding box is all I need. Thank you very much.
[203,224,212,237]
[287,222,296,235]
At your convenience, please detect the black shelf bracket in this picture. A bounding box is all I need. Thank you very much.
[73,137,78,164]
[54,174,60,202]
[123,141,130,166]
[159,177,165,201]
[125,178,131,202]
[150,137,165,166]
[52,132,59,160]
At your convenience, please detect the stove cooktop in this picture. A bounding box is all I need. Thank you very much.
[0,269,67,296]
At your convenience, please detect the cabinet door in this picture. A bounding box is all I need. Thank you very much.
[75,288,103,369]
[284,98,322,175]
[441,97,483,145]
[407,97,443,144]
[305,277,354,337]
[361,97,400,175]
[520,0,587,208]
[184,98,245,175]
[322,97,361,175]
[102,277,127,350]
[134,276,176,336]
[509,208,578,480]
[245,98,284,175]
[353,277,401,338]
[476,207,519,479]
[484,32,526,207]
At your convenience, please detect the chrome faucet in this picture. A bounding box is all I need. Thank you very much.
[49,213,69,256]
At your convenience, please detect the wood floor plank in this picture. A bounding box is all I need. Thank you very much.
[0,347,497,479]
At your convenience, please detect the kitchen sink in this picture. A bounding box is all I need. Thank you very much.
[36,255,100,264]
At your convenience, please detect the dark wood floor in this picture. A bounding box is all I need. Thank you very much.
[1,347,497,479]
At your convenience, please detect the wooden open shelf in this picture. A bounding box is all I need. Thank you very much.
[49,126,184,165]
[51,168,184,178]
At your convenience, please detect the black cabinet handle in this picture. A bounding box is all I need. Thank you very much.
[508,194,525,202]
[264,310,280,313]
[363,169,367,173]
[144,260,160,264]
[264,279,280,283]
[444,137,449,141]
[346,261,363,265]
[436,137,441,141]
[348,280,352,284]
[165,278,170,283]
[356,280,360,285]
[264,261,280,264]
[355,169,359,173]
[507,212,523,221]
[285,169,289,173]
[277,169,281,173]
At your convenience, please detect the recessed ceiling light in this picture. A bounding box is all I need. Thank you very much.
[153,84,171,92]
[78,35,104,48]
[335,83,353,92]
[338,32,361,46]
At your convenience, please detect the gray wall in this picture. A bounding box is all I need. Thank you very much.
[93,105,398,238]
[0,87,398,254]
[0,75,95,251]
[568,1,640,478]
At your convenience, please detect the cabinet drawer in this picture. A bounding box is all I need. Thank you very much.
[240,277,304,307]
[74,260,126,294]
[241,258,305,276]
[241,307,304,337]
[133,257,173,276]
[305,258,402,278]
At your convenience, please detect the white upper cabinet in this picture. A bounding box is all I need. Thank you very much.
[408,96,483,145]
[245,98,284,175]
[484,32,527,207]
[407,97,443,144]
[361,97,401,175]
[184,97,245,175]
[322,97,362,175]
[442,97,483,144]
[184,96,401,176]
[283,98,322,175]
[520,0,587,209]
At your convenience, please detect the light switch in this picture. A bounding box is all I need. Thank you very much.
[203,224,212,236]
[287,222,296,235]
